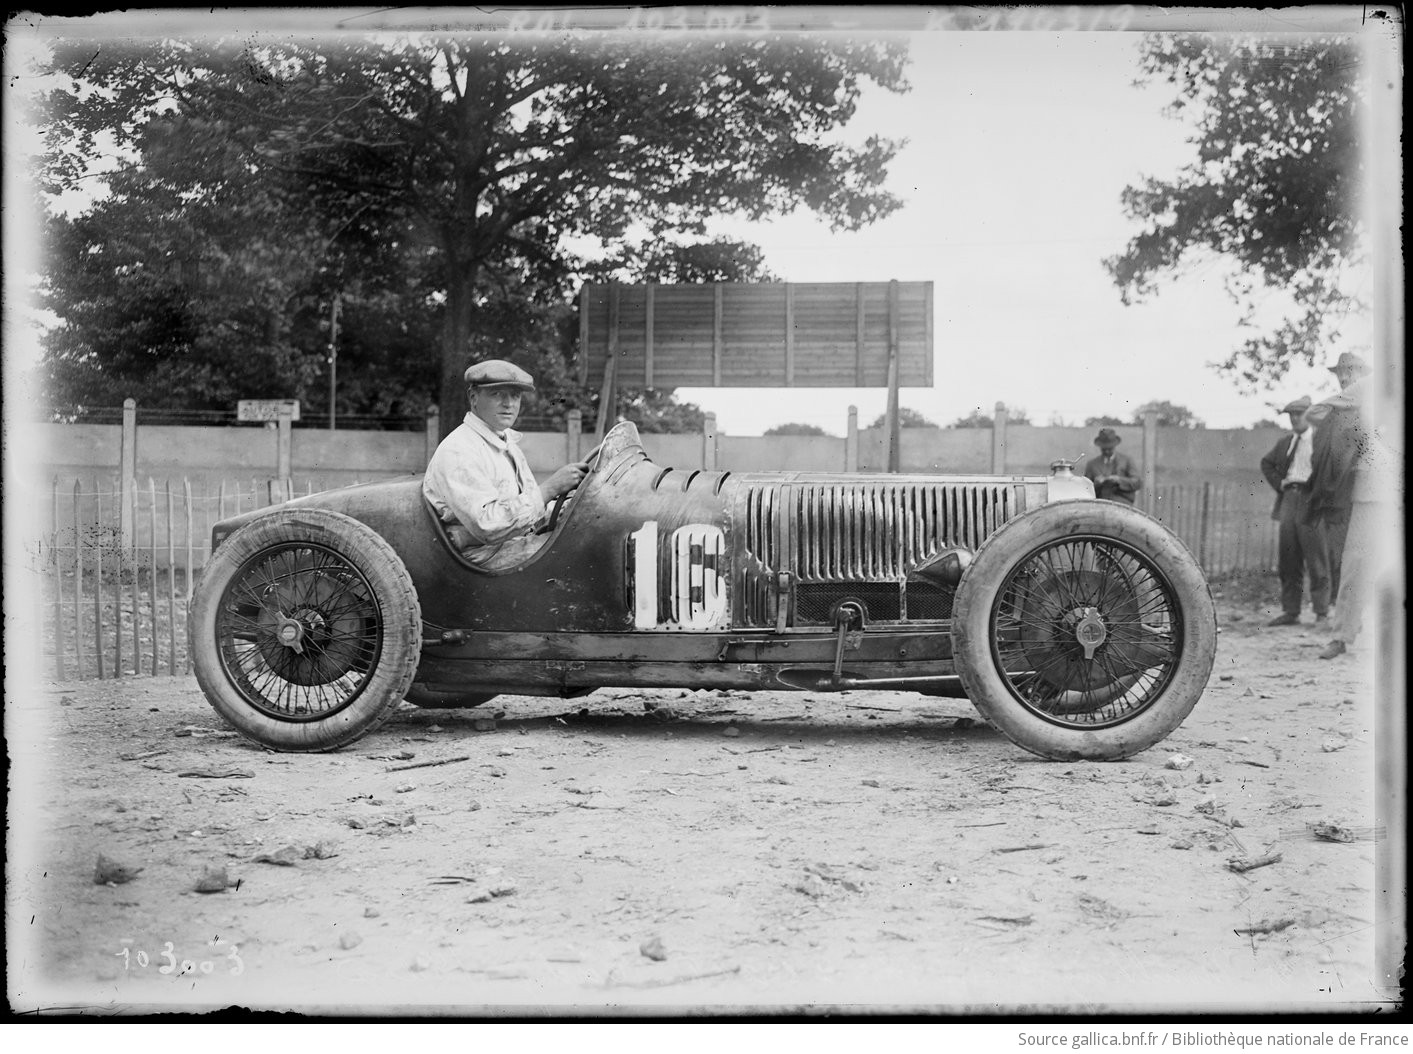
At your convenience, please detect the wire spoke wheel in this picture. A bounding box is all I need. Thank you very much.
[218,543,382,721]
[952,501,1216,760]
[991,536,1180,728]
[191,509,422,752]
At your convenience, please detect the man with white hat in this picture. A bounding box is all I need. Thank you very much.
[423,359,592,569]
[1303,351,1372,609]
[1303,351,1383,659]
[1259,395,1329,626]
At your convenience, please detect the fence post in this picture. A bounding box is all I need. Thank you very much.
[167,481,177,675]
[184,478,195,674]
[1142,410,1158,515]
[845,405,859,473]
[703,413,718,471]
[73,479,84,677]
[149,478,159,676]
[1197,481,1212,570]
[991,402,1009,474]
[51,479,64,679]
[95,487,104,679]
[567,409,582,463]
[275,404,293,498]
[425,405,440,467]
[120,398,136,549]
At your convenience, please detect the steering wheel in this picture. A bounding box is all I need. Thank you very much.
[545,490,572,533]
[543,443,605,533]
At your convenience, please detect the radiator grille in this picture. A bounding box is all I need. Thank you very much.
[744,481,1020,582]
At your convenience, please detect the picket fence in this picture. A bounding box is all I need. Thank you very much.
[32,475,1278,682]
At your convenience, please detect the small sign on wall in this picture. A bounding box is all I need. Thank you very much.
[237,400,301,422]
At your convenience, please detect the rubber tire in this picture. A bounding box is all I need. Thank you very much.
[404,686,498,709]
[951,500,1217,761]
[190,508,422,752]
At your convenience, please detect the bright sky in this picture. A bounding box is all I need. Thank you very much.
[684,20,1373,434]
[2,7,1383,434]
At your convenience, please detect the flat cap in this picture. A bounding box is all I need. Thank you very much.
[464,359,535,391]
[1094,427,1121,444]
[1280,395,1312,414]
[1327,351,1369,375]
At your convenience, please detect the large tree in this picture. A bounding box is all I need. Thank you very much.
[1104,34,1364,388]
[38,33,908,434]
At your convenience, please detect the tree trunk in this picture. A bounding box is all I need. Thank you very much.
[438,268,479,441]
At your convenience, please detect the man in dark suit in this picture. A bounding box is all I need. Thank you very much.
[1083,427,1142,504]
[1259,395,1330,626]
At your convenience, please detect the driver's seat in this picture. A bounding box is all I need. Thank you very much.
[421,495,551,573]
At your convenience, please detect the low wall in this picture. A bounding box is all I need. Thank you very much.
[30,417,1287,491]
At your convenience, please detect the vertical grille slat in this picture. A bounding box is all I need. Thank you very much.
[745,481,1021,585]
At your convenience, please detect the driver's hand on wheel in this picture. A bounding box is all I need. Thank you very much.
[541,460,590,501]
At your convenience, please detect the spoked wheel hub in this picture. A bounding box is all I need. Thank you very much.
[219,543,383,720]
[993,536,1182,727]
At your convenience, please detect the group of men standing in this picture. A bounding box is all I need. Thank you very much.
[1259,352,1376,659]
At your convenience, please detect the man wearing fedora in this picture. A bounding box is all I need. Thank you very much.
[1083,427,1142,504]
[1303,351,1379,659]
[1259,395,1330,626]
[423,359,594,570]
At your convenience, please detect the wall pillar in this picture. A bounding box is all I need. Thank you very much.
[425,405,440,467]
[567,409,582,462]
[991,401,1009,474]
[845,405,859,473]
[703,412,718,470]
[119,398,136,548]
[1142,410,1158,515]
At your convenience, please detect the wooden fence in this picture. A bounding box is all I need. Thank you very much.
[30,476,1277,683]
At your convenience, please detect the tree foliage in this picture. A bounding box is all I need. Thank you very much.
[1083,415,1127,428]
[868,407,937,429]
[948,403,1030,428]
[764,422,831,436]
[1133,400,1204,428]
[1104,35,1364,388]
[36,34,909,432]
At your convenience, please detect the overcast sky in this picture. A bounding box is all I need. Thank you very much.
[2,7,1384,434]
[685,17,1374,434]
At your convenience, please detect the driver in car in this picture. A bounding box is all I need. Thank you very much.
[423,359,593,569]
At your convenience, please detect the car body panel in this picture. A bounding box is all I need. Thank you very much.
[208,422,1087,696]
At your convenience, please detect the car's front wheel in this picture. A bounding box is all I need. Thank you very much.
[190,509,422,752]
[951,500,1216,760]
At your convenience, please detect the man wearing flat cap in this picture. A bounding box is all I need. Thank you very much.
[1259,395,1330,626]
[1083,427,1142,504]
[422,359,592,569]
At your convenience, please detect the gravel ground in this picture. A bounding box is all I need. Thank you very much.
[5,580,1399,1018]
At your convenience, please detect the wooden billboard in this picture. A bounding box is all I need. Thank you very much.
[578,281,933,390]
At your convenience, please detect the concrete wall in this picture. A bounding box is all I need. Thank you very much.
[32,418,1288,489]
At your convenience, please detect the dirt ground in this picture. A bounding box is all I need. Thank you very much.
[6,578,1399,1018]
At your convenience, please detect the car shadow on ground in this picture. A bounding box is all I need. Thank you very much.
[383,701,999,748]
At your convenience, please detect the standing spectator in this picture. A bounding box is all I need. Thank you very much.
[1259,396,1330,626]
[1083,427,1142,504]
[1303,354,1387,660]
[1304,352,1371,606]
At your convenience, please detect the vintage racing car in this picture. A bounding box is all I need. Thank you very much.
[190,421,1217,759]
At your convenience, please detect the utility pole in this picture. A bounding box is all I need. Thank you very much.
[328,295,341,431]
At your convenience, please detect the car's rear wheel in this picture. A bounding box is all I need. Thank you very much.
[190,509,421,752]
[951,501,1216,760]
